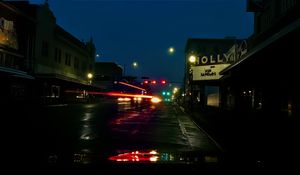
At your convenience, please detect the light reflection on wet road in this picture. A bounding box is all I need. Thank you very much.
[6,98,222,167]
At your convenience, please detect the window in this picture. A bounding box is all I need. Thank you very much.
[81,61,87,72]
[74,57,79,69]
[65,52,71,66]
[0,52,4,66]
[54,48,61,63]
[41,40,49,57]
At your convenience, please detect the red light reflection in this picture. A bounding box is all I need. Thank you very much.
[108,150,159,162]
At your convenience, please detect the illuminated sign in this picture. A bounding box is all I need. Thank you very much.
[0,17,18,49]
[194,53,236,65]
[192,64,230,81]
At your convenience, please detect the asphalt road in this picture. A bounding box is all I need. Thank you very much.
[4,99,223,173]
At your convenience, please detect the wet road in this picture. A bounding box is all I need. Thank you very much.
[5,99,222,172]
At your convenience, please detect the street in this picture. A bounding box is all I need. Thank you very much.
[4,99,222,172]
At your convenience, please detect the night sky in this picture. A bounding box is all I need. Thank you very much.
[28,0,253,83]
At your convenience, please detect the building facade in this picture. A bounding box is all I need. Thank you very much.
[0,1,35,104]
[220,0,300,118]
[7,1,96,104]
[184,38,238,110]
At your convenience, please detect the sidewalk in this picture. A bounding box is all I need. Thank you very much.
[180,106,237,152]
[178,104,300,171]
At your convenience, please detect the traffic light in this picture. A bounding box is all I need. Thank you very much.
[162,91,170,96]
[145,79,167,85]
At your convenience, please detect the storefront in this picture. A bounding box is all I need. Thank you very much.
[220,19,300,118]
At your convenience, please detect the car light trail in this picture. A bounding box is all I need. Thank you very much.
[65,90,153,99]
[118,81,146,92]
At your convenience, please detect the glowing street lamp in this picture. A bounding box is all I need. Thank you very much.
[173,87,178,94]
[168,47,175,54]
[87,73,93,84]
[132,62,138,68]
[87,73,93,79]
[189,55,196,63]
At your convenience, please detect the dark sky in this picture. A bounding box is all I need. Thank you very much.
[29,0,253,83]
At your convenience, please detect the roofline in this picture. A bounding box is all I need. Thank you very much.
[220,18,300,75]
[0,1,36,22]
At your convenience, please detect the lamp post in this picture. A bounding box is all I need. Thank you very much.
[132,61,139,78]
[186,54,197,111]
[87,73,93,85]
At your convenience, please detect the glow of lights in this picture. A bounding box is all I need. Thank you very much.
[108,150,160,162]
[150,156,159,162]
[133,97,142,101]
[87,73,93,79]
[189,55,196,63]
[118,97,131,101]
[150,150,158,154]
[151,97,162,103]
[96,54,100,57]
[108,92,152,99]
[168,47,175,54]
[166,92,170,96]
[162,91,166,95]
[144,80,149,84]
[151,80,157,84]
[132,62,138,67]
[65,90,153,99]
[161,80,166,84]
[173,87,178,93]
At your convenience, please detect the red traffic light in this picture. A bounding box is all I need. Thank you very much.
[144,80,149,84]
[151,80,157,84]
[161,80,166,84]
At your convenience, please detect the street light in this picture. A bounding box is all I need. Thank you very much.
[168,47,175,54]
[188,55,196,63]
[87,73,93,85]
[132,62,138,68]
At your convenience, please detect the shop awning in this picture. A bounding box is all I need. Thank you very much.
[0,66,35,80]
[220,18,300,75]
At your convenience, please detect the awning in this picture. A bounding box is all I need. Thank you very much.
[0,66,35,80]
[35,73,89,85]
[220,18,300,75]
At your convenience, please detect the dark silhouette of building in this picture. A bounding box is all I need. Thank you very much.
[220,0,300,117]
[8,1,96,104]
[94,62,123,91]
[0,1,35,104]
